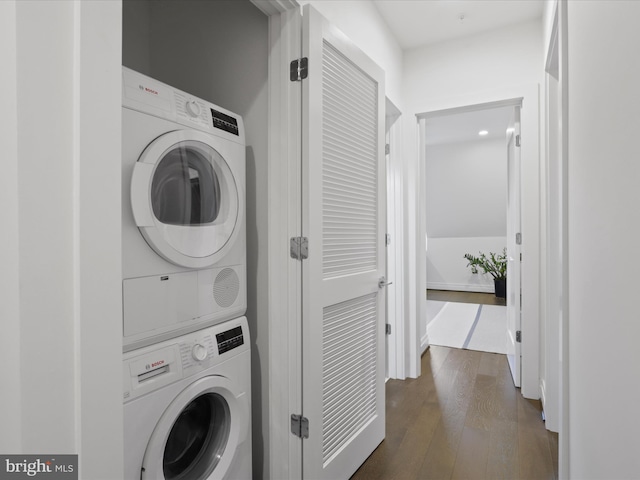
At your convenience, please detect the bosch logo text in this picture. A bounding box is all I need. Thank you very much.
[146,360,165,370]
[138,85,159,95]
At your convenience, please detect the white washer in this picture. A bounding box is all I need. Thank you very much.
[124,317,251,480]
[122,67,246,351]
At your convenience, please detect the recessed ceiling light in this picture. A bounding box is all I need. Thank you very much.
[478,130,488,136]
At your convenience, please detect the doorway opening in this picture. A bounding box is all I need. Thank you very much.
[419,100,523,387]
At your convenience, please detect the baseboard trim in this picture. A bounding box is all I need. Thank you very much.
[421,332,429,354]
[427,282,494,293]
[540,379,560,433]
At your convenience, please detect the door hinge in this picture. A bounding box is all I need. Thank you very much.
[516,330,522,343]
[290,57,308,81]
[290,237,309,261]
[291,414,309,439]
[386,324,391,335]
[516,232,522,245]
[385,233,391,246]
[516,134,521,147]
[385,143,390,155]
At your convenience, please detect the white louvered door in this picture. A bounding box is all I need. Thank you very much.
[301,5,386,479]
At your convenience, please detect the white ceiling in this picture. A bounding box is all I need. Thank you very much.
[424,106,514,146]
[372,0,544,50]
[369,1,537,146]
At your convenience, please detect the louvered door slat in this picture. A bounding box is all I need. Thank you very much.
[321,294,377,464]
[321,40,378,279]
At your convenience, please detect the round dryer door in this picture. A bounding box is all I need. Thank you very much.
[131,129,241,268]
[142,376,248,480]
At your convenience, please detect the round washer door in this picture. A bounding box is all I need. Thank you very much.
[141,376,248,480]
[131,129,241,268]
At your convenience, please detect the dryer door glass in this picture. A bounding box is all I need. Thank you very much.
[132,131,241,267]
[151,142,223,226]
[163,393,230,480]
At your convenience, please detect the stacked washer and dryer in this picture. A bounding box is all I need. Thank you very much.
[121,67,251,480]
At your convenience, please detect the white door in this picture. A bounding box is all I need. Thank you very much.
[301,5,386,478]
[506,107,522,387]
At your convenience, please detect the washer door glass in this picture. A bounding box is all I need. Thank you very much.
[151,144,222,226]
[163,393,230,480]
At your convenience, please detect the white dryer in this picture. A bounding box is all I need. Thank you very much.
[122,67,246,351]
[123,317,251,480]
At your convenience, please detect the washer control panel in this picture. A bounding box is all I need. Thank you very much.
[216,325,244,354]
[123,317,249,403]
[191,343,208,361]
[123,344,182,402]
[179,334,216,371]
[211,109,239,136]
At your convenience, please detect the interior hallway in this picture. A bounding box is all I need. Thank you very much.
[352,344,557,479]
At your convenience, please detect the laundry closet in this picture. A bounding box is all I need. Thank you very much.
[122,0,269,477]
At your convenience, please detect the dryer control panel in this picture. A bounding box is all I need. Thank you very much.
[122,67,245,145]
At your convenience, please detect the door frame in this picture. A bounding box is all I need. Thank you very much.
[249,2,303,479]
[543,0,561,434]
[414,84,541,399]
[543,0,569,475]
[385,98,404,379]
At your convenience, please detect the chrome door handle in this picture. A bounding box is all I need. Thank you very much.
[378,277,393,289]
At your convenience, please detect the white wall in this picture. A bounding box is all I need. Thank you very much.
[299,0,404,109]
[426,138,507,292]
[15,0,76,451]
[428,237,507,293]
[0,0,22,454]
[404,19,543,103]
[2,1,123,476]
[123,2,270,477]
[567,2,640,477]
[427,138,507,238]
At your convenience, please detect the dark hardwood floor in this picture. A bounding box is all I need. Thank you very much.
[351,346,558,480]
[427,289,506,307]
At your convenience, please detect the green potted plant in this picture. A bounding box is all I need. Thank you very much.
[463,248,507,298]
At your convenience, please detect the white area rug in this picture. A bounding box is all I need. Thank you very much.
[426,300,448,323]
[427,301,507,354]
